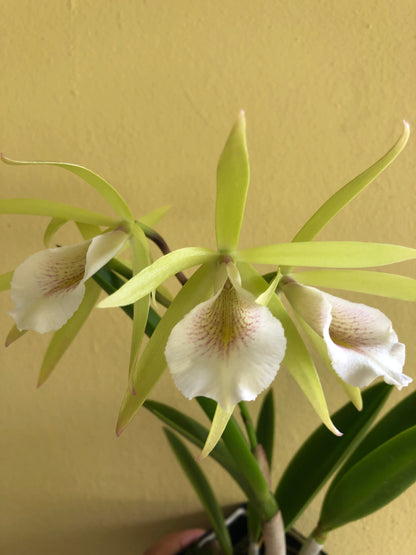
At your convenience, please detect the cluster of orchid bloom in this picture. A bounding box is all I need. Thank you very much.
[1,113,414,553]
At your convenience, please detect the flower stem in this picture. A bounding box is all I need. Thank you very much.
[239,401,258,451]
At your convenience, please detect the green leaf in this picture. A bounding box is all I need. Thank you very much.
[238,262,338,436]
[164,429,233,555]
[216,111,250,252]
[319,425,416,531]
[292,122,409,243]
[1,155,133,221]
[0,198,117,227]
[0,271,13,291]
[256,389,275,467]
[116,262,216,435]
[99,247,217,308]
[43,218,68,247]
[238,241,416,268]
[38,280,102,386]
[290,269,416,301]
[275,383,392,530]
[332,389,416,489]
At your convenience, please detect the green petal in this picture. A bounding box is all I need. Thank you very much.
[137,205,170,227]
[291,269,416,301]
[128,226,151,379]
[238,241,416,268]
[164,430,233,555]
[99,247,217,308]
[38,280,101,386]
[319,425,416,532]
[292,122,410,242]
[0,271,13,291]
[116,261,216,435]
[1,155,133,221]
[237,262,339,436]
[43,218,68,247]
[215,111,250,252]
[0,198,117,227]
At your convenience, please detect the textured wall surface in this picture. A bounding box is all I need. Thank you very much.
[1,1,415,553]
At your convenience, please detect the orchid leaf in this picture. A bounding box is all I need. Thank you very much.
[164,429,233,555]
[238,241,416,268]
[332,389,416,489]
[256,389,275,467]
[290,269,416,301]
[1,155,133,221]
[0,271,13,291]
[38,280,102,386]
[137,205,170,227]
[216,111,250,252]
[319,425,416,532]
[238,262,339,436]
[43,218,68,247]
[276,383,392,530]
[99,247,217,308]
[116,262,216,435]
[0,198,117,227]
[293,122,409,242]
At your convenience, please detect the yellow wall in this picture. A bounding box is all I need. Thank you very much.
[1,1,415,553]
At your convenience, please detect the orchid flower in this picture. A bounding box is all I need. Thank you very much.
[99,113,413,457]
[281,277,411,393]
[1,155,168,384]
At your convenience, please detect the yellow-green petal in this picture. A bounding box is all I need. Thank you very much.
[0,198,117,227]
[0,271,13,291]
[238,262,340,436]
[1,155,133,221]
[291,269,416,301]
[116,261,217,435]
[199,404,235,460]
[99,247,217,308]
[137,205,170,227]
[38,280,101,386]
[43,218,68,247]
[292,122,410,243]
[215,111,250,252]
[238,241,416,268]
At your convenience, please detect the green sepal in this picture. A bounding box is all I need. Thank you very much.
[0,271,13,291]
[256,389,275,467]
[292,122,410,243]
[238,241,416,268]
[137,205,170,227]
[164,429,233,555]
[215,111,250,252]
[275,383,392,530]
[37,280,102,386]
[43,218,68,247]
[319,425,416,532]
[1,155,133,221]
[0,198,117,227]
[237,262,339,436]
[116,262,216,435]
[99,247,217,308]
[290,269,416,301]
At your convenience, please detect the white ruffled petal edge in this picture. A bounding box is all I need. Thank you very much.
[10,229,127,333]
[282,280,411,390]
[165,277,286,411]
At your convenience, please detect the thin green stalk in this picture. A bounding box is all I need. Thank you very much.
[239,401,258,451]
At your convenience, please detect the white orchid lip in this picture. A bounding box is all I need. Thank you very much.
[282,278,411,390]
[165,264,286,411]
[9,229,128,333]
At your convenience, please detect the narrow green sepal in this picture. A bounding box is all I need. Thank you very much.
[216,111,250,252]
